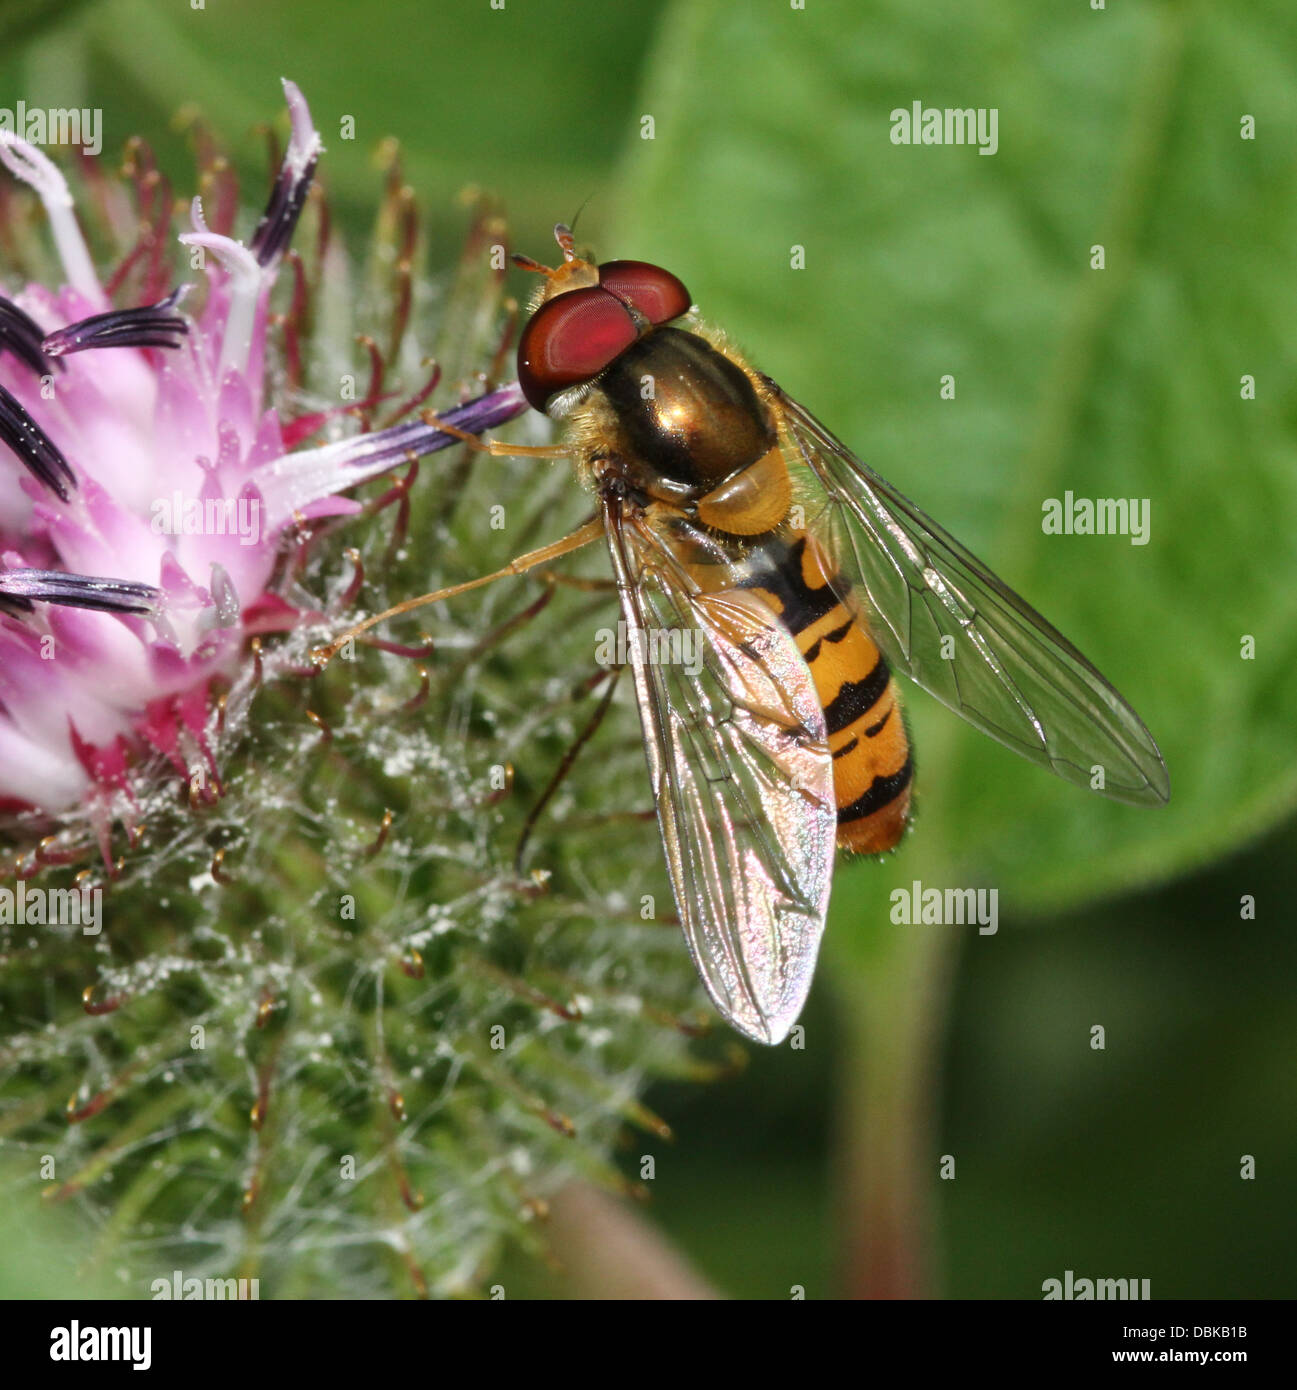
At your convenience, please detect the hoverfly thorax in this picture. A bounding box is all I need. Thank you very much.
[599,329,777,493]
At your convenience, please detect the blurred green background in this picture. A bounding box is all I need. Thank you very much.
[1,0,1293,1298]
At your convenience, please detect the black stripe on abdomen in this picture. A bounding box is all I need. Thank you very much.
[802,618,853,665]
[737,536,842,636]
[821,656,891,735]
[864,706,893,738]
[837,755,914,823]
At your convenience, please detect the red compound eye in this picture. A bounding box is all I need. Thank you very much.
[517,287,639,410]
[597,260,692,325]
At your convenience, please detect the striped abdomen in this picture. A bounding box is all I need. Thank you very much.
[737,533,912,853]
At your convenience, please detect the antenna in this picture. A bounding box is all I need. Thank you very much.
[553,223,577,262]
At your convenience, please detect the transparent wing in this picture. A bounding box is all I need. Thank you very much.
[769,383,1169,805]
[603,503,837,1044]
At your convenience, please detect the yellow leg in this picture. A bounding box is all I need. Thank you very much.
[537,570,620,593]
[313,516,605,666]
[420,409,573,459]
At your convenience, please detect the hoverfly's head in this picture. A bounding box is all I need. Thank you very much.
[513,223,692,413]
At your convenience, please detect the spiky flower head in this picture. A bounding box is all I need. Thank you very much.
[0,83,719,1297]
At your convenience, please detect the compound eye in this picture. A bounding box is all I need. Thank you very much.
[517,287,639,411]
[597,260,692,325]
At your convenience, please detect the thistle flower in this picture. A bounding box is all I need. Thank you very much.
[0,82,525,834]
[0,84,716,1298]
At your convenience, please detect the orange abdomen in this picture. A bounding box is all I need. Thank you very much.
[740,533,912,853]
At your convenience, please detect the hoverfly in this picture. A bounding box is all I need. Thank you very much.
[327,224,1169,1046]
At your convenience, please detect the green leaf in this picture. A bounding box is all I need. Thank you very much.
[77,0,668,246]
[0,0,96,48]
[613,0,1297,918]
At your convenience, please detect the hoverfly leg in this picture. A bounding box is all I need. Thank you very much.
[312,516,605,666]
[537,571,620,594]
[418,409,573,459]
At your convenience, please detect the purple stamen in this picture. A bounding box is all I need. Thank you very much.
[338,381,529,472]
[0,294,60,377]
[249,149,319,268]
[0,568,160,616]
[0,382,76,500]
[42,287,190,357]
